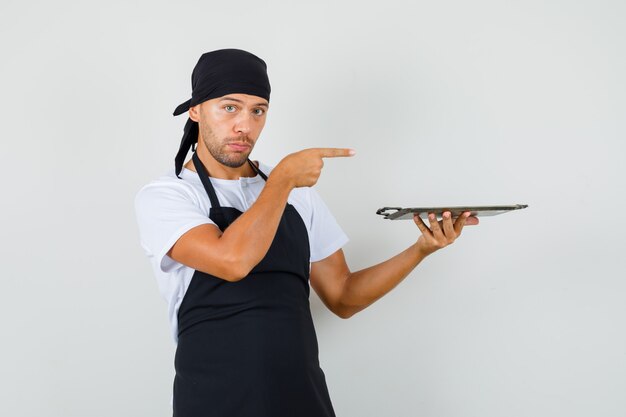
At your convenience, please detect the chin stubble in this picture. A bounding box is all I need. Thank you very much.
[202,136,252,168]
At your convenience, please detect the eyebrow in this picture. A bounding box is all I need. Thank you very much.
[219,97,269,108]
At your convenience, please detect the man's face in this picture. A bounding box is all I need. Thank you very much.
[189,93,269,168]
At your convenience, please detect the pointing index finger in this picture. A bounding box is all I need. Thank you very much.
[317,148,356,158]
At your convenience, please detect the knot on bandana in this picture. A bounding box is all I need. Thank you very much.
[173,49,271,178]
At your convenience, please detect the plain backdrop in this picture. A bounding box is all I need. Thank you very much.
[1,0,625,416]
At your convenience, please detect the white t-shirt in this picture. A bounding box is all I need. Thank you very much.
[134,162,349,342]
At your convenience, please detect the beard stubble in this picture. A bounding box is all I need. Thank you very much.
[200,122,254,168]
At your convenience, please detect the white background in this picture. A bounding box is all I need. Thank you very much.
[1,0,625,416]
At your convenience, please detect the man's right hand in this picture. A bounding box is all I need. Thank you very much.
[270,148,356,188]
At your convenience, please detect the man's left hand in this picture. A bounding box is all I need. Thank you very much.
[413,211,479,256]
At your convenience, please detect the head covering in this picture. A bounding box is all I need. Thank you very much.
[173,48,271,177]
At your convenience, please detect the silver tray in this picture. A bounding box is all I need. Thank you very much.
[376,204,528,220]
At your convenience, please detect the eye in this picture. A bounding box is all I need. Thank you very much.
[253,108,265,116]
[224,105,237,112]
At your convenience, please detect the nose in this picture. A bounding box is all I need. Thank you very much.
[233,112,252,135]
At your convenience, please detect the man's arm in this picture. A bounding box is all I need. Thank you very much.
[168,148,354,281]
[310,212,478,318]
[167,178,291,281]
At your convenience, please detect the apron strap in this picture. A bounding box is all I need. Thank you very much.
[247,159,268,181]
[192,152,221,209]
[192,153,269,210]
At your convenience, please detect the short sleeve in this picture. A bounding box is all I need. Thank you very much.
[307,187,349,262]
[134,181,215,273]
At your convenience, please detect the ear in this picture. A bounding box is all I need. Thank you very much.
[188,104,200,123]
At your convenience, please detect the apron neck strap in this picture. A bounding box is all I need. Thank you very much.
[192,152,221,209]
[247,159,268,181]
[191,153,269,210]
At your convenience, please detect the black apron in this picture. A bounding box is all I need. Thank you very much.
[173,152,336,417]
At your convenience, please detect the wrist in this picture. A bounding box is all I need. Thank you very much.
[267,168,295,190]
[265,174,295,201]
[413,241,433,259]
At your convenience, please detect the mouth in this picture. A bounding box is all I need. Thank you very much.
[226,142,251,152]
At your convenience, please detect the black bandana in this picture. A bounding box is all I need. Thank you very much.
[172,49,271,177]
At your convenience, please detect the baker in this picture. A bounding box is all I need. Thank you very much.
[134,48,478,417]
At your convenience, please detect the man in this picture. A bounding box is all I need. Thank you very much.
[134,48,478,417]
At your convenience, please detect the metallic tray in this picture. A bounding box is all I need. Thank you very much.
[376,204,528,220]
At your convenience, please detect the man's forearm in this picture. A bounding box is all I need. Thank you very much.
[217,175,293,278]
[338,244,427,317]
[175,148,354,281]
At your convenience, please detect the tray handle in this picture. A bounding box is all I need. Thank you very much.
[375,207,403,219]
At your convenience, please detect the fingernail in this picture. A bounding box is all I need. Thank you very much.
[348,149,356,156]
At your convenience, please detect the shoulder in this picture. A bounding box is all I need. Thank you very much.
[134,168,205,211]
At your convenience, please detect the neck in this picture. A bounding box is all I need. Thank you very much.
[185,144,257,180]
